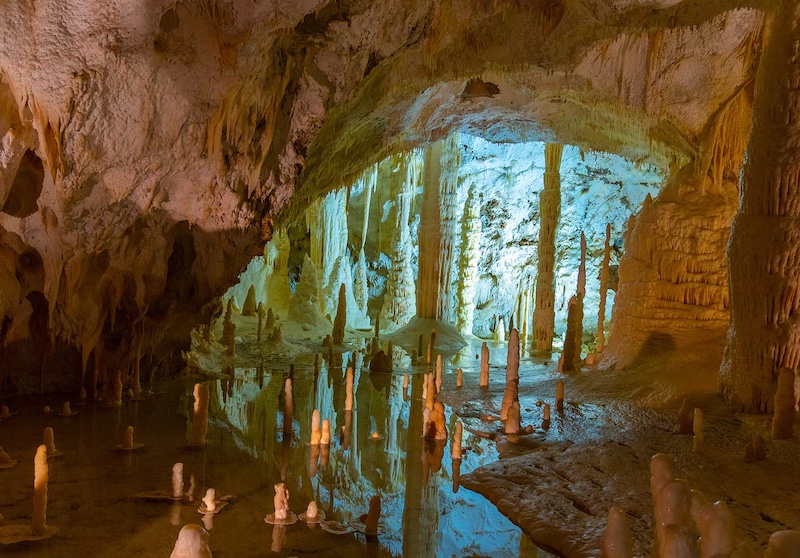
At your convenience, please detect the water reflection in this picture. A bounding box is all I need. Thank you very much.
[209,348,544,558]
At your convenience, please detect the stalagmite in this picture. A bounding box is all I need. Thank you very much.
[189,383,209,447]
[122,426,135,449]
[597,223,612,353]
[690,491,735,558]
[561,296,580,371]
[753,435,767,460]
[320,419,331,445]
[677,399,694,435]
[505,401,521,434]
[772,368,795,439]
[265,307,276,332]
[660,524,699,558]
[543,403,551,426]
[451,421,463,459]
[221,299,235,347]
[345,367,354,411]
[225,321,236,357]
[257,303,265,342]
[456,183,482,336]
[506,329,520,383]
[456,368,463,388]
[556,380,564,412]
[601,507,634,558]
[532,143,563,352]
[270,483,291,522]
[283,378,293,434]
[0,446,17,469]
[721,0,800,412]
[654,480,693,555]
[480,342,490,387]
[501,380,518,421]
[172,463,184,500]
[310,409,321,445]
[765,531,800,558]
[435,354,443,393]
[170,524,213,558]
[332,284,346,345]
[43,427,61,457]
[422,407,431,437]
[693,409,704,453]
[203,489,217,513]
[32,445,48,536]
[242,285,257,316]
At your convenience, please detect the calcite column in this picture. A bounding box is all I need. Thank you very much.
[532,143,563,351]
[381,152,420,330]
[416,137,459,321]
[455,183,481,336]
[722,0,800,412]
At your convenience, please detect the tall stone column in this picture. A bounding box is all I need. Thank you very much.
[722,0,800,412]
[381,152,419,331]
[532,143,563,351]
[416,137,459,321]
[455,184,481,336]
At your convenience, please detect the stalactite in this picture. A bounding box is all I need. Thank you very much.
[381,152,420,331]
[597,224,611,354]
[532,143,563,352]
[455,183,482,336]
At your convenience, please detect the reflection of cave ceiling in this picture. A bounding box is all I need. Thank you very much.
[0,0,765,389]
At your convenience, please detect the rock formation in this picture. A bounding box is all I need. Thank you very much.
[532,143,563,352]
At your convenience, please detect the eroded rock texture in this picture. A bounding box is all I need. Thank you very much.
[0,0,767,391]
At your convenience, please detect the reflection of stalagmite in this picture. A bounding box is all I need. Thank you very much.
[532,143,563,351]
[451,421,463,459]
[597,224,611,353]
[381,152,420,331]
[189,383,209,446]
[345,367,354,411]
[456,183,482,336]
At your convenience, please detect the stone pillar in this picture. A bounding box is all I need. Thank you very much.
[416,137,459,321]
[381,153,419,330]
[455,183,481,336]
[532,143,563,351]
[722,0,800,412]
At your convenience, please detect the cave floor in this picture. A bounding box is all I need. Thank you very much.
[2,324,799,558]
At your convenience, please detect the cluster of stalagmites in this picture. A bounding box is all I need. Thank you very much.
[601,453,800,557]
